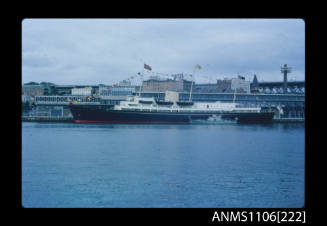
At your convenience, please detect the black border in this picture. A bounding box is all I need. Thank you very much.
[10,15,316,224]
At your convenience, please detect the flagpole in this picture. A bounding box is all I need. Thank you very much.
[189,69,195,102]
[233,90,236,103]
[139,63,144,97]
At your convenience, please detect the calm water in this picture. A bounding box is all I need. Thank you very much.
[22,121,305,208]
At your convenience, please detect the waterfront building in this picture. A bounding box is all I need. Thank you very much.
[23,82,56,97]
[54,85,73,95]
[250,75,305,94]
[35,95,100,104]
[141,74,192,92]
[202,76,250,93]
[193,83,220,93]
[216,79,233,93]
[142,78,177,92]
[195,75,305,95]
[40,82,56,95]
[32,95,101,119]
[99,83,137,97]
[231,76,250,93]
[23,83,44,97]
[71,86,93,96]
[54,85,99,96]
[98,81,138,105]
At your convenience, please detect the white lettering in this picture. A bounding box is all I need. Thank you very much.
[230,212,240,221]
[221,211,229,221]
[241,211,248,222]
[212,211,220,222]
[213,211,248,222]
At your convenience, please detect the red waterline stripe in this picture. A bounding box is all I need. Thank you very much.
[74,120,189,124]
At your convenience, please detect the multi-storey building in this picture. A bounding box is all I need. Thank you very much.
[141,78,192,92]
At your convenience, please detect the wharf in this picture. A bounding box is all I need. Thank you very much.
[22,116,304,124]
[22,116,74,122]
[272,118,304,123]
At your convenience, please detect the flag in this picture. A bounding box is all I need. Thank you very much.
[195,64,202,70]
[144,64,152,70]
[238,75,245,80]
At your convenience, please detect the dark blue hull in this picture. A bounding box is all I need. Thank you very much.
[236,113,276,124]
[70,105,191,124]
[69,104,274,124]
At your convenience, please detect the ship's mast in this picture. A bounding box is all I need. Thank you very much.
[188,68,196,102]
[189,75,194,102]
[188,65,202,102]
[138,64,144,97]
[233,91,236,103]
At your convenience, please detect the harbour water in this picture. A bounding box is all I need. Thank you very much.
[22,121,305,208]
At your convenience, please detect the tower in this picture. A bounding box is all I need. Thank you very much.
[281,64,292,94]
[251,74,259,93]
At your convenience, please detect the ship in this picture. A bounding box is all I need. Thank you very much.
[69,91,275,124]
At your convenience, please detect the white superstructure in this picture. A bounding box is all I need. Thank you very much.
[114,95,261,113]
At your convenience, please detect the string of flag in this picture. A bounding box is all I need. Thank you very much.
[112,63,230,87]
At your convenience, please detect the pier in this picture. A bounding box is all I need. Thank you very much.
[272,118,305,123]
[22,115,73,122]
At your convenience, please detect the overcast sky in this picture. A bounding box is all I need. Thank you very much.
[22,19,305,85]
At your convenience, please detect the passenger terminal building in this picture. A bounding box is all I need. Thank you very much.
[140,74,250,94]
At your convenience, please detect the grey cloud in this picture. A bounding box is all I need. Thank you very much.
[22,19,304,85]
[23,52,57,68]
